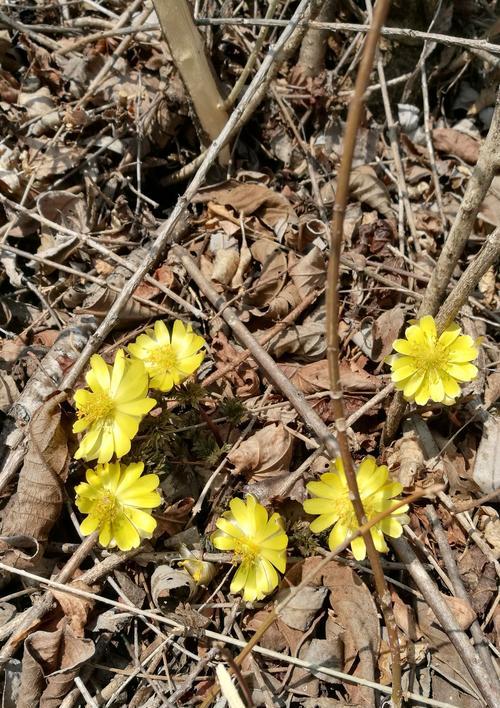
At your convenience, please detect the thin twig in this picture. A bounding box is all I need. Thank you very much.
[195,17,500,57]
[325,0,403,703]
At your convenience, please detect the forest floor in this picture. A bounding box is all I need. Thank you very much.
[0,1,499,707]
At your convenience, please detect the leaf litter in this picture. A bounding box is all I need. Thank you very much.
[0,2,499,707]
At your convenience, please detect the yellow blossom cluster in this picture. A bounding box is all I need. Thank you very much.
[69,311,479,602]
[72,320,206,550]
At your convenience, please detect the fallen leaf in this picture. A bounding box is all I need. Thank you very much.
[17,625,94,708]
[276,584,328,631]
[194,180,299,241]
[472,416,499,493]
[432,128,480,164]
[228,423,293,479]
[371,305,405,362]
[211,248,240,286]
[1,394,69,568]
[289,247,325,298]
[278,360,381,394]
[349,165,394,218]
[387,427,426,488]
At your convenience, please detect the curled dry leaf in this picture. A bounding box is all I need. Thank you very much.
[52,579,94,638]
[387,427,426,488]
[278,359,381,395]
[16,625,94,708]
[288,246,325,298]
[211,248,240,286]
[1,393,69,568]
[151,566,197,613]
[245,240,287,314]
[194,179,299,241]
[349,165,394,218]
[228,423,293,479]
[266,307,326,360]
[472,416,499,494]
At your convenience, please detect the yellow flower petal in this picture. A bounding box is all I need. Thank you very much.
[350,535,367,561]
[388,315,479,405]
[75,461,161,551]
[212,496,288,602]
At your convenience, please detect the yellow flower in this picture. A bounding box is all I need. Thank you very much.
[73,350,156,463]
[389,315,478,406]
[178,544,217,586]
[211,495,288,602]
[128,319,205,393]
[75,461,161,550]
[304,457,408,561]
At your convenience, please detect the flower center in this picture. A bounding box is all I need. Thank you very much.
[94,491,119,524]
[233,538,258,565]
[77,391,115,424]
[149,344,179,371]
[337,490,379,530]
[414,341,448,372]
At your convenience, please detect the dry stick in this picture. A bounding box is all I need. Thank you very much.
[325,0,403,705]
[0,531,98,663]
[201,288,320,388]
[57,0,319,393]
[425,506,497,679]
[152,0,230,163]
[222,0,279,109]
[383,92,500,442]
[392,537,500,708]
[435,228,500,331]
[198,485,441,708]
[196,17,500,57]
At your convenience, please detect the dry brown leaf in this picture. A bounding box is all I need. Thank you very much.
[228,423,293,479]
[478,266,497,307]
[432,127,480,164]
[194,180,299,240]
[371,305,405,362]
[278,360,381,394]
[458,546,497,615]
[211,248,240,286]
[484,372,500,409]
[245,240,287,313]
[151,566,197,612]
[266,307,326,360]
[288,246,325,298]
[0,371,20,412]
[52,579,94,638]
[387,427,425,488]
[276,584,328,631]
[266,281,302,320]
[479,174,500,226]
[211,332,260,398]
[1,394,69,568]
[472,416,500,493]
[17,625,94,708]
[348,165,394,218]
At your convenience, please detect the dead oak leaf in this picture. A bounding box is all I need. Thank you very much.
[228,423,293,479]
